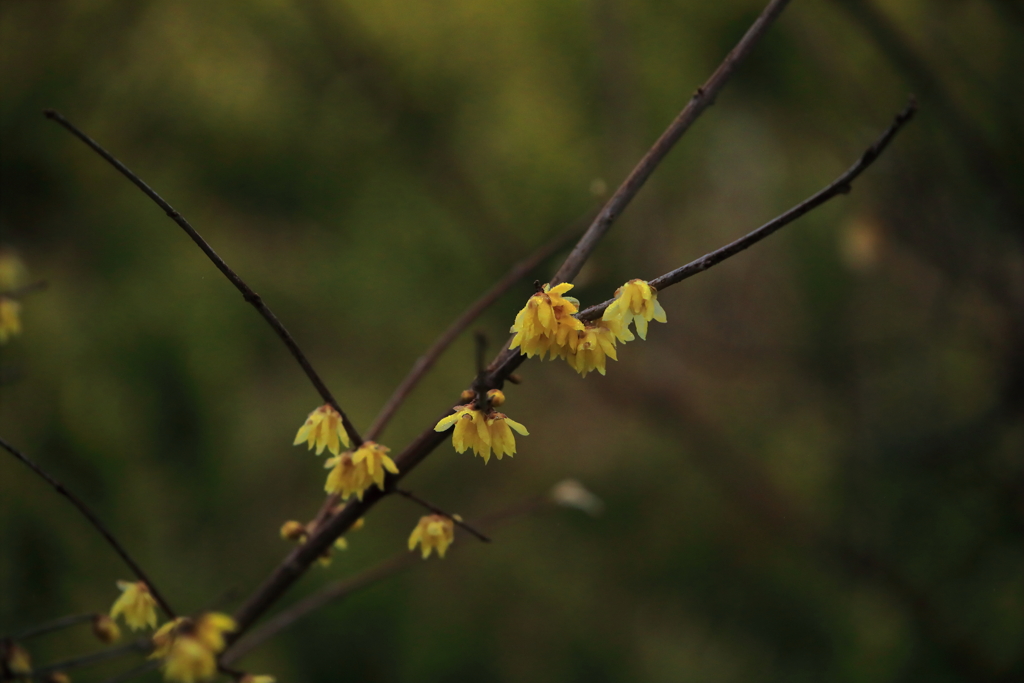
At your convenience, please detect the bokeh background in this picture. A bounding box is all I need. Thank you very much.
[2,0,1022,681]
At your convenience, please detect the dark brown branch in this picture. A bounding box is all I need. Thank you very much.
[0,281,48,300]
[576,99,919,321]
[550,0,792,286]
[365,225,579,441]
[42,110,363,448]
[228,0,795,639]
[393,488,491,542]
[0,437,176,619]
[7,614,94,641]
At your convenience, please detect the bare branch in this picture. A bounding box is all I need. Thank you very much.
[393,488,491,543]
[6,614,94,642]
[550,0,793,286]
[0,437,176,619]
[228,0,796,640]
[0,281,48,300]
[42,110,364,448]
[29,639,150,679]
[577,99,919,321]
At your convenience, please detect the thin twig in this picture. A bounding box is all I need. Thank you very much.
[393,488,491,542]
[43,110,363,448]
[29,639,151,679]
[0,437,176,619]
[550,0,792,286]
[7,614,94,642]
[0,281,48,300]
[224,494,555,665]
[364,224,579,441]
[228,0,795,639]
[576,99,919,321]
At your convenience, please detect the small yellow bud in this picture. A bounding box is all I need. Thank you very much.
[486,389,505,406]
[459,389,476,403]
[240,676,276,683]
[279,520,307,542]
[92,613,122,644]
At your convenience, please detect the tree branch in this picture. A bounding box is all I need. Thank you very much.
[6,614,94,642]
[0,437,176,619]
[0,281,48,300]
[42,110,363,448]
[576,99,918,321]
[228,0,795,639]
[28,639,150,679]
[550,0,793,286]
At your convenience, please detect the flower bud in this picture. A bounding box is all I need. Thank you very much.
[279,520,307,542]
[486,389,505,406]
[92,613,121,644]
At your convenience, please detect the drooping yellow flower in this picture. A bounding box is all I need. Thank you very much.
[510,282,586,359]
[602,279,667,340]
[110,581,158,631]
[92,613,122,644]
[0,297,21,344]
[293,404,350,456]
[324,441,398,500]
[434,403,529,464]
[150,614,235,683]
[2,642,31,676]
[565,322,620,377]
[407,514,455,559]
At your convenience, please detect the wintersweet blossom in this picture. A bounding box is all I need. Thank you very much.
[150,613,235,683]
[434,400,529,464]
[110,581,158,631]
[324,441,398,500]
[602,279,667,340]
[293,404,350,456]
[566,322,620,377]
[2,642,31,676]
[408,514,455,559]
[0,297,21,344]
[510,282,585,359]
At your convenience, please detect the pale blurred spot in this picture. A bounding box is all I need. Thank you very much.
[550,479,604,516]
[0,248,27,291]
[589,178,608,197]
[840,216,886,271]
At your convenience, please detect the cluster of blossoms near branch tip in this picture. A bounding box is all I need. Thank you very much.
[150,613,234,683]
[293,404,350,456]
[109,580,158,631]
[324,441,398,500]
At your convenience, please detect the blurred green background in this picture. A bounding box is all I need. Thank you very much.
[2,0,1022,681]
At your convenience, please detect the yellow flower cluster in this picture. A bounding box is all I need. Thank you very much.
[109,581,158,631]
[509,282,585,359]
[434,391,528,464]
[408,514,455,559]
[150,613,235,683]
[564,322,620,377]
[602,279,666,340]
[294,404,350,456]
[324,441,398,500]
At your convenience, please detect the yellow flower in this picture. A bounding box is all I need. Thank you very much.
[2,642,31,676]
[602,279,667,340]
[0,297,21,344]
[293,404,350,456]
[110,581,158,631]
[510,282,586,359]
[240,676,276,683]
[150,614,235,683]
[407,514,455,559]
[92,614,122,644]
[434,404,529,464]
[324,441,398,500]
[565,322,620,377]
